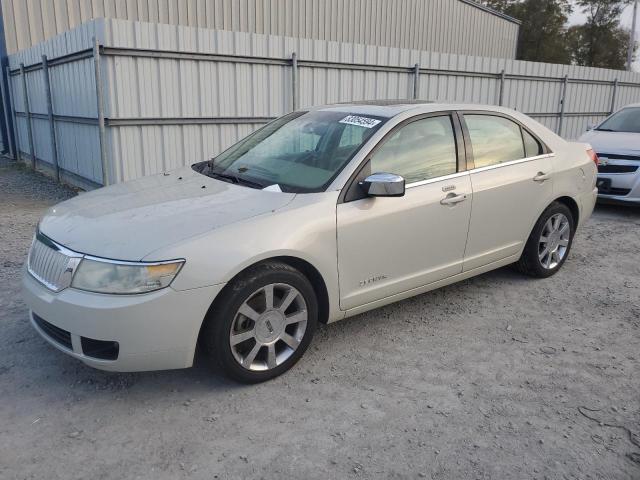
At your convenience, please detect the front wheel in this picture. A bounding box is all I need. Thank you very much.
[202,261,318,383]
[516,202,575,278]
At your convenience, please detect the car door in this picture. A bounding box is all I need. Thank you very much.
[336,113,472,310]
[461,113,554,271]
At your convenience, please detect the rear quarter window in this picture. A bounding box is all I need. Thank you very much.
[523,129,543,157]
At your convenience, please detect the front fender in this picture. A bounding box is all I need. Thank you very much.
[144,191,342,320]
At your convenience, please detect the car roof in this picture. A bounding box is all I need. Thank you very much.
[309,101,523,118]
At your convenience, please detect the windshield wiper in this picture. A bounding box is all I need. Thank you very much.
[596,128,614,132]
[208,171,266,189]
[196,159,270,189]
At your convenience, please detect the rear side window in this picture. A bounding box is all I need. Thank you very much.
[369,115,458,184]
[465,115,526,168]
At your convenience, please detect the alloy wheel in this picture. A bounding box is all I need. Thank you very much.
[538,213,571,269]
[229,283,308,371]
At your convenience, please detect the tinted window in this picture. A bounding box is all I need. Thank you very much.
[523,129,542,157]
[370,116,458,184]
[192,110,386,193]
[465,115,525,168]
[339,123,368,148]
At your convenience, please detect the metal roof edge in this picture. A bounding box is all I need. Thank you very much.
[457,0,523,25]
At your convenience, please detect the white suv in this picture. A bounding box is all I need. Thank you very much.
[23,102,598,382]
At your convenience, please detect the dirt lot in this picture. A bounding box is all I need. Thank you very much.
[1,159,639,480]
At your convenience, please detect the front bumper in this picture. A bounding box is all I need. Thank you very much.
[22,268,224,372]
[596,163,640,204]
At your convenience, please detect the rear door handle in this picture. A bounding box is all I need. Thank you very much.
[440,193,468,206]
[533,172,551,182]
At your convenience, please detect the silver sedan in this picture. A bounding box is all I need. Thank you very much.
[580,104,640,204]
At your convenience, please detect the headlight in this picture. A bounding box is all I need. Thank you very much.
[71,257,184,294]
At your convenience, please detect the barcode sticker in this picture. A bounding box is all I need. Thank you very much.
[339,115,382,129]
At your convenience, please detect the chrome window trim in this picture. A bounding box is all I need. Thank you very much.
[468,153,555,174]
[405,170,469,189]
[403,153,554,190]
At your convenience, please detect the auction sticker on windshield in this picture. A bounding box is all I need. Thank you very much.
[339,115,382,128]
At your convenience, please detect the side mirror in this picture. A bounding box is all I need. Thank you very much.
[359,172,405,197]
[587,123,596,131]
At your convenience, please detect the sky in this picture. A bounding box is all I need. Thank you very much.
[568,1,639,70]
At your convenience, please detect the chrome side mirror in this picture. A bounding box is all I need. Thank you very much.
[359,172,405,197]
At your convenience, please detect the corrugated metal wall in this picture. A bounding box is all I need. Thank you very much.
[2,0,519,58]
[8,18,640,186]
[7,22,103,185]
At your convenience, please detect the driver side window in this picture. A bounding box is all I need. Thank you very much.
[370,116,458,184]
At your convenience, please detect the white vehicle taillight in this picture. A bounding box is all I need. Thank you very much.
[586,148,599,166]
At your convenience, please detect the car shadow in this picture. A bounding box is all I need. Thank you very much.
[594,202,640,218]
[15,260,535,399]
[19,205,635,397]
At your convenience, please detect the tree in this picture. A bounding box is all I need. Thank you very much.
[481,0,512,10]
[566,0,634,69]
[480,0,574,64]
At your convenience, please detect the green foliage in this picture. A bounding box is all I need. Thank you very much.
[568,0,634,69]
[481,0,573,63]
[480,0,635,69]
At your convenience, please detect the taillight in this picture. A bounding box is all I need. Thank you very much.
[587,148,599,166]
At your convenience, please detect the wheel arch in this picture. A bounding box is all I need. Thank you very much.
[201,255,331,329]
[528,195,580,237]
[519,194,581,262]
[269,256,330,325]
[553,195,580,226]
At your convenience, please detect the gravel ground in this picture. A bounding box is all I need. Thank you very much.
[1,158,639,480]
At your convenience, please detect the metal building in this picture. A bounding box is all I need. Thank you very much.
[1,0,520,58]
[7,17,640,189]
[3,1,639,191]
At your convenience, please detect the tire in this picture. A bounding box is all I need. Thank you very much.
[515,202,575,278]
[202,261,318,383]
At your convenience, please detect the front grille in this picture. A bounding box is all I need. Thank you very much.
[598,165,638,174]
[27,234,79,292]
[601,187,632,196]
[33,313,73,350]
[597,152,640,161]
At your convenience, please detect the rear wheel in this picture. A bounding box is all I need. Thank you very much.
[516,202,575,278]
[202,261,318,383]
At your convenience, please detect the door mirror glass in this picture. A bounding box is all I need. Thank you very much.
[359,173,405,197]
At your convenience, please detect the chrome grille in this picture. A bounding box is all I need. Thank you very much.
[27,234,81,292]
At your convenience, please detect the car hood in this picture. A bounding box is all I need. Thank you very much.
[579,130,640,155]
[39,167,296,261]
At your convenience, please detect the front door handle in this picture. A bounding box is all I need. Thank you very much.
[533,172,551,182]
[440,193,468,206]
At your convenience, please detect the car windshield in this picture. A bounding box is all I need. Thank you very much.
[597,107,640,133]
[192,110,386,193]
